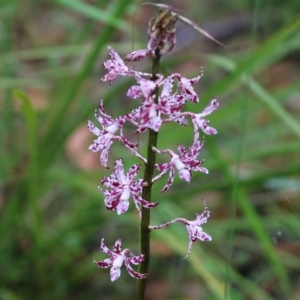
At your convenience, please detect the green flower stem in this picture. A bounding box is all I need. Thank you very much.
[135,49,161,300]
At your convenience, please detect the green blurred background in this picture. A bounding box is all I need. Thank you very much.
[1,0,300,299]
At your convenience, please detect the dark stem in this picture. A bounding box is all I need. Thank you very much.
[135,49,161,300]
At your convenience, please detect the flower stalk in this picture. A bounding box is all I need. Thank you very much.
[135,48,161,300]
[89,6,220,300]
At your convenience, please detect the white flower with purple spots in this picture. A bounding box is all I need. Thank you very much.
[87,100,146,168]
[181,98,219,142]
[126,75,164,133]
[94,238,147,281]
[149,201,212,258]
[152,140,208,192]
[101,46,151,84]
[156,76,187,125]
[101,46,135,84]
[165,71,204,103]
[98,159,158,216]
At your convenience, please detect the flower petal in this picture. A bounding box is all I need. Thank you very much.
[113,238,122,253]
[197,231,212,242]
[116,199,130,215]
[110,266,121,281]
[124,261,147,279]
[93,257,114,268]
[100,238,114,256]
[126,253,144,265]
[125,49,150,61]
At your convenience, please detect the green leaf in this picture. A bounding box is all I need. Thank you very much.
[12,89,37,152]
[54,0,131,33]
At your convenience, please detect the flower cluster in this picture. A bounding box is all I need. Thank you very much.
[90,8,218,282]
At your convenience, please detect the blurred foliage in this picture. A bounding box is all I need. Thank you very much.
[1,0,300,299]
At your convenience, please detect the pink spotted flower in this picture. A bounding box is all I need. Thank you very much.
[101,46,135,84]
[152,140,208,192]
[94,238,147,281]
[102,46,152,84]
[127,75,164,133]
[180,98,219,143]
[98,159,158,216]
[149,201,212,258]
[126,72,207,133]
[87,100,145,168]
[165,71,204,103]
[183,203,212,258]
